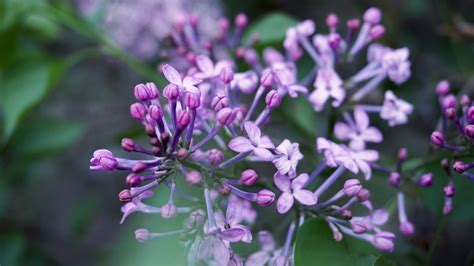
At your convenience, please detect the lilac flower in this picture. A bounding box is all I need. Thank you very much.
[350,209,389,232]
[335,108,383,151]
[194,55,234,80]
[283,28,303,60]
[162,64,202,93]
[272,139,304,176]
[89,149,118,171]
[197,235,231,265]
[381,48,411,84]
[120,190,156,223]
[228,194,257,224]
[246,231,279,266]
[309,68,345,111]
[214,202,253,243]
[269,62,308,98]
[274,173,317,213]
[230,71,259,94]
[228,121,275,161]
[380,90,413,126]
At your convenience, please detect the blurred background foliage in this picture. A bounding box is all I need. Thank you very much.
[0,0,473,265]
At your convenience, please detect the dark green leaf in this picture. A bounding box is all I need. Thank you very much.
[373,255,397,266]
[243,12,298,45]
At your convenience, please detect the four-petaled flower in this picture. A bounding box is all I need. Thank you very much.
[380,90,413,127]
[214,202,253,243]
[274,173,317,213]
[309,68,346,111]
[381,48,411,84]
[335,108,383,151]
[228,121,275,161]
[272,139,304,176]
[162,64,202,94]
[194,55,234,80]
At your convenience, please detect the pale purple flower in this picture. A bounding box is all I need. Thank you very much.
[272,139,303,176]
[197,235,231,265]
[228,121,275,161]
[90,149,118,171]
[228,194,257,224]
[270,62,308,98]
[295,20,315,36]
[350,209,389,232]
[120,190,156,224]
[194,55,234,80]
[334,108,383,151]
[274,173,317,213]
[231,71,259,94]
[313,34,334,66]
[162,64,202,94]
[371,231,395,252]
[381,48,411,84]
[309,68,345,111]
[283,28,303,60]
[246,231,278,266]
[380,90,413,127]
[367,44,391,63]
[214,202,253,243]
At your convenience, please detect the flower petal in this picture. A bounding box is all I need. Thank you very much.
[258,136,275,149]
[196,55,214,74]
[245,251,270,266]
[162,64,182,85]
[334,122,353,141]
[291,173,309,190]
[273,156,291,175]
[228,137,254,153]
[293,189,317,206]
[253,148,274,161]
[361,127,383,143]
[226,202,243,226]
[183,76,203,87]
[354,108,369,130]
[219,227,246,242]
[372,209,389,225]
[276,192,294,214]
[274,173,291,192]
[244,121,261,143]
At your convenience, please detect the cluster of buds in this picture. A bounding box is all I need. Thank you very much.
[90,7,415,265]
[430,80,473,215]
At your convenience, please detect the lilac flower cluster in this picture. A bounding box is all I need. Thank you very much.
[90,8,415,264]
[430,80,473,215]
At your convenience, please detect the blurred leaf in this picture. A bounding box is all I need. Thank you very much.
[23,13,61,40]
[294,218,377,266]
[373,254,397,266]
[0,232,26,266]
[7,117,82,159]
[68,198,99,236]
[243,12,298,45]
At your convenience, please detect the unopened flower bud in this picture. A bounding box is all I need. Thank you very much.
[186,170,202,185]
[443,184,455,197]
[444,107,457,120]
[184,91,201,109]
[265,90,281,108]
[346,19,360,30]
[92,149,118,170]
[126,173,142,187]
[398,148,408,161]
[186,209,205,229]
[328,33,341,49]
[460,94,471,106]
[441,94,456,109]
[435,80,450,96]
[244,49,259,65]
[177,111,191,127]
[130,102,147,120]
[134,82,159,101]
[369,25,385,40]
[208,149,224,165]
[343,179,362,196]
[351,221,367,234]
[256,189,275,206]
[453,161,468,173]
[333,231,343,242]
[121,138,135,152]
[363,7,382,25]
[218,18,229,31]
[189,15,199,27]
[418,173,433,187]
[220,66,234,84]
[135,228,151,242]
[465,125,474,138]
[132,161,148,173]
[443,201,452,215]
[144,124,155,137]
[177,148,188,160]
[430,131,444,146]
[216,107,236,125]
[240,169,258,186]
[468,107,474,123]
[372,232,395,252]
[163,84,180,101]
[219,184,231,195]
[161,202,177,218]
[260,69,274,88]
[149,105,163,121]
[119,189,133,201]
[400,221,415,236]
[341,210,352,220]
[326,13,339,29]
[388,172,401,187]
[210,95,230,112]
[357,188,370,202]
[235,13,248,28]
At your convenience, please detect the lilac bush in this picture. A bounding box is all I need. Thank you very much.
[88,7,429,265]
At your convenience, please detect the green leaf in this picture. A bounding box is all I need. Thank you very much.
[373,255,397,266]
[7,116,82,159]
[294,218,378,266]
[243,12,298,45]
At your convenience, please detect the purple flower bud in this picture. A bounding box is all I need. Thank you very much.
[177,148,187,160]
[256,189,275,206]
[453,161,468,173]
[326,13,339,29]
[468,107,474,123]
[130,102,147,121]
[134,82,159,101]
[132,162,149,173]
[163,84,180,101]
[341,210,353,219]
[418,173,433,187]
[135,228,151,242]
[465,125,474,138]
[186,170,202,186]
[149,105,163,121]
[186,209,205,229]
[351,221,367,234]
[443,184,455,198]
[235,13,248,28]
[218,18,230,31]
[92,149,118,170]
[400,221,415,236]
[388,172,401,187]
[444,107,457,120]
[265,90,281,108]
[441,94,456,110]
[216,107,236,126]
[372,232,395,252]
[363,7,382,25]
[210,95,230,112]
[161,202,177,218]
[343,179,362,196]
[240,169,259,186]
[398,148,408,161]
[460,94,471,106]
[126,173,142,187]
[184,91,201,109]
[333,231,343,242]
[119,189,133,201]
[357,188,370,202]
[121,138,135,152]
[369,25,385,40]
[328,33,341,49]
[220,66,234,84]
[177,111,191,127]
[244,49,259,65]
[219,184,231,195]
[435,80,450,96]
[346,19,360,30]
[260,69,274,88]
[189,15,199,27]
[208,149,224,165]
[430,131,444,146]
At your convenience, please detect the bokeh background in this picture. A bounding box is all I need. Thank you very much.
[1,0,473,265]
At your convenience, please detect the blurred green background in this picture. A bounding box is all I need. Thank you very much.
[1,0,473,265]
